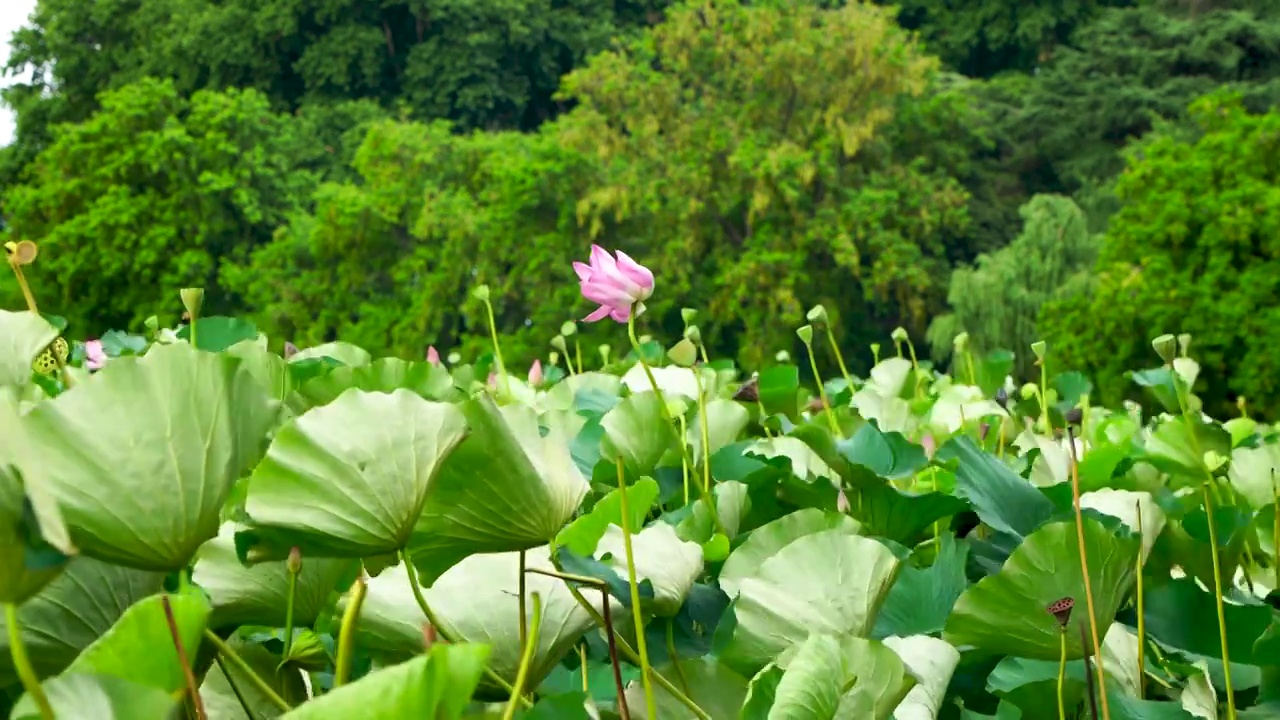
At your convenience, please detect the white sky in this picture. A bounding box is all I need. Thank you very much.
[0,0,37,147]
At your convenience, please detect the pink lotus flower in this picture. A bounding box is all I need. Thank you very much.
[573,245,654,323]
[921,432,936,459]
[84,339,107,370]
[528,359,543,386]
[427,346,441,365]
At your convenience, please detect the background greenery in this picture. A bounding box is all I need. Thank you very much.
[3,0,1280,416]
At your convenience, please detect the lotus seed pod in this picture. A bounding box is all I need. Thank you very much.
[5,240,37,265]
[180,288,205,318]
[776,350,791,363]
[953,332,969,352]
[1065,407,1083,426]
[598,344,612,364]
[561,321,577,337]
[447,352,462,364]
[681,308,697,326]
[1030,340,1047,361]
[1177,333,1192,357]
[995,387,1009,408]
[891,327,908,342]
[806,304,828,324]
[1151,334,1176,364]
[683,325,702,346]
[472,284,490,302]
[667,338,698,368]
[144,315,160,334]
[1020,383,1038,400]
[796,325,814,344]
[549,351,560,366]
[551,335,568,353]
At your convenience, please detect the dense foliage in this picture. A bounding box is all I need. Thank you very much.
[6,0,1280,406]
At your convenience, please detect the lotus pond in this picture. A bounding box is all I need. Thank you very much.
[0,301,1278,720]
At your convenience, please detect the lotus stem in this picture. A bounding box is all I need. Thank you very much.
[801,335,840,436]
[904,336,923,399]
[579,642,591,695]
[1082,624,1100,720]
[691,367,714,502]
[214,655,262,720]
[501,592,542,720]
[1037,354,1050,434]
[616,457,658,719]
[334,574,366,687]
[1272,469,1278,576]
[601,588,631,720]
[822,324,853,388]
[1136,502,1146,700]
[574,339,583,374]
[400,550,529,706]
[1066,428,1112,720]
[283,549,301,660]
[626,312,724,535]
[1170,375,1236,719]
[480,295,511,397]
[162,595,207,720]
[202,630,291,712]
[1057,629,1068,720]
[524,566,607,587]
[5,603,53,720]
[561,584,710,720]
[678,414,690,504]
[518,550,528,657]
[4,243,39,314]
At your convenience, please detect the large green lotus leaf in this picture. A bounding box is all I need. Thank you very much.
[882,635,961,720]
[542,371,622,415]
[986,656,1089,716]
[1228,441,1280,510]
[0,311,58,387]
[1142,417,1231,487]
[677,480,751,544]
[625,658,750,720]
[192,523,359,630]
[690,399,750,465]
[838,421,928,481]
[18,342,279,570]
[596,523,704,617]
[943,517,1140,660]
[928,383,1007,436]
[600,392,678,475]
[409,398,590,585]
[289,342,371,367]
[873,532,969,639]
[935,436,1056,541]
[556,478,660,556]
[242,388,467,560]
[200,635,308,718]
[9,673,177,720]
[719,509,861,599]
[852,480,969,546]
[280,643,490,719]
[742,634,915,720]
[745,437,839,484]
[225,339,291,403]
[1141,577,1274,665]
[1079,489,1166,562]
[0,559,165,686]
[719,529,901,675]
[298,357,459,408]
[0,393,72,603]
[620,364,716,402]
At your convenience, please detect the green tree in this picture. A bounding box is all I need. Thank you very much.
[0,78,313,335]
[1040,92,1280,416]
[927,194,1097,377]
[555,0,973,369]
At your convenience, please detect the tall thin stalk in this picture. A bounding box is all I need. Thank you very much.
[616,457,658,719]
[518,550,528,658]
[5,603,53,720]
[1066,428,1112,720]
[203,630,291,712]
[1136,502,1147,700]
[1056,629,1068,720]
[334,574,367,687]
[501,593,542,720]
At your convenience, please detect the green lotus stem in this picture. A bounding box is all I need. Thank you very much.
[561,584,710,720]
[666,619,691,698]
[524,566,607,587]
[1056,630,1068,720]
[616,457,658,720]
[1066,428,1112,720]
[1136,502,1146,700]
[691,366,714,501]
[400,550,530,706]
[904,336,923,399]
[602,589,631,720]
[162,595,207,720]
[5,603,53,720]
[1037,356,1050,434]
[334,574,366,687]
[518,550,528,657]
[1272,470,1278,576]
[678,414,690,504]
[214,655,262,720]
[626,311,724,535]
[822,324,853,388]
[575,339,584,373]
[202,630,291,712]
[1170,375,1236,720]
[964,347,978,387]
[578,643,590,694]
[282,551,301,660]
[480,296,511,397]
[801,337,840,436]
[501,592,542,720]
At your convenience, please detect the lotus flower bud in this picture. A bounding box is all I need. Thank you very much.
[287,547,302,574]
[472,284,490,302]
[447,352,461,365]
[1020,382,1038,400]
[775,350,791,363]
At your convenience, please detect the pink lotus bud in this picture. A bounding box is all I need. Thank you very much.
[84,339,108,370]
[487,372,498,390]
[283,341,299,359]
[426,346,441,365]
[573,244,655,324]
[836,488,850,513]
[528,359,543,386]
[921,432,936,459]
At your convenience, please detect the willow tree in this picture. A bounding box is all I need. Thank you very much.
[927,194,1096,377]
